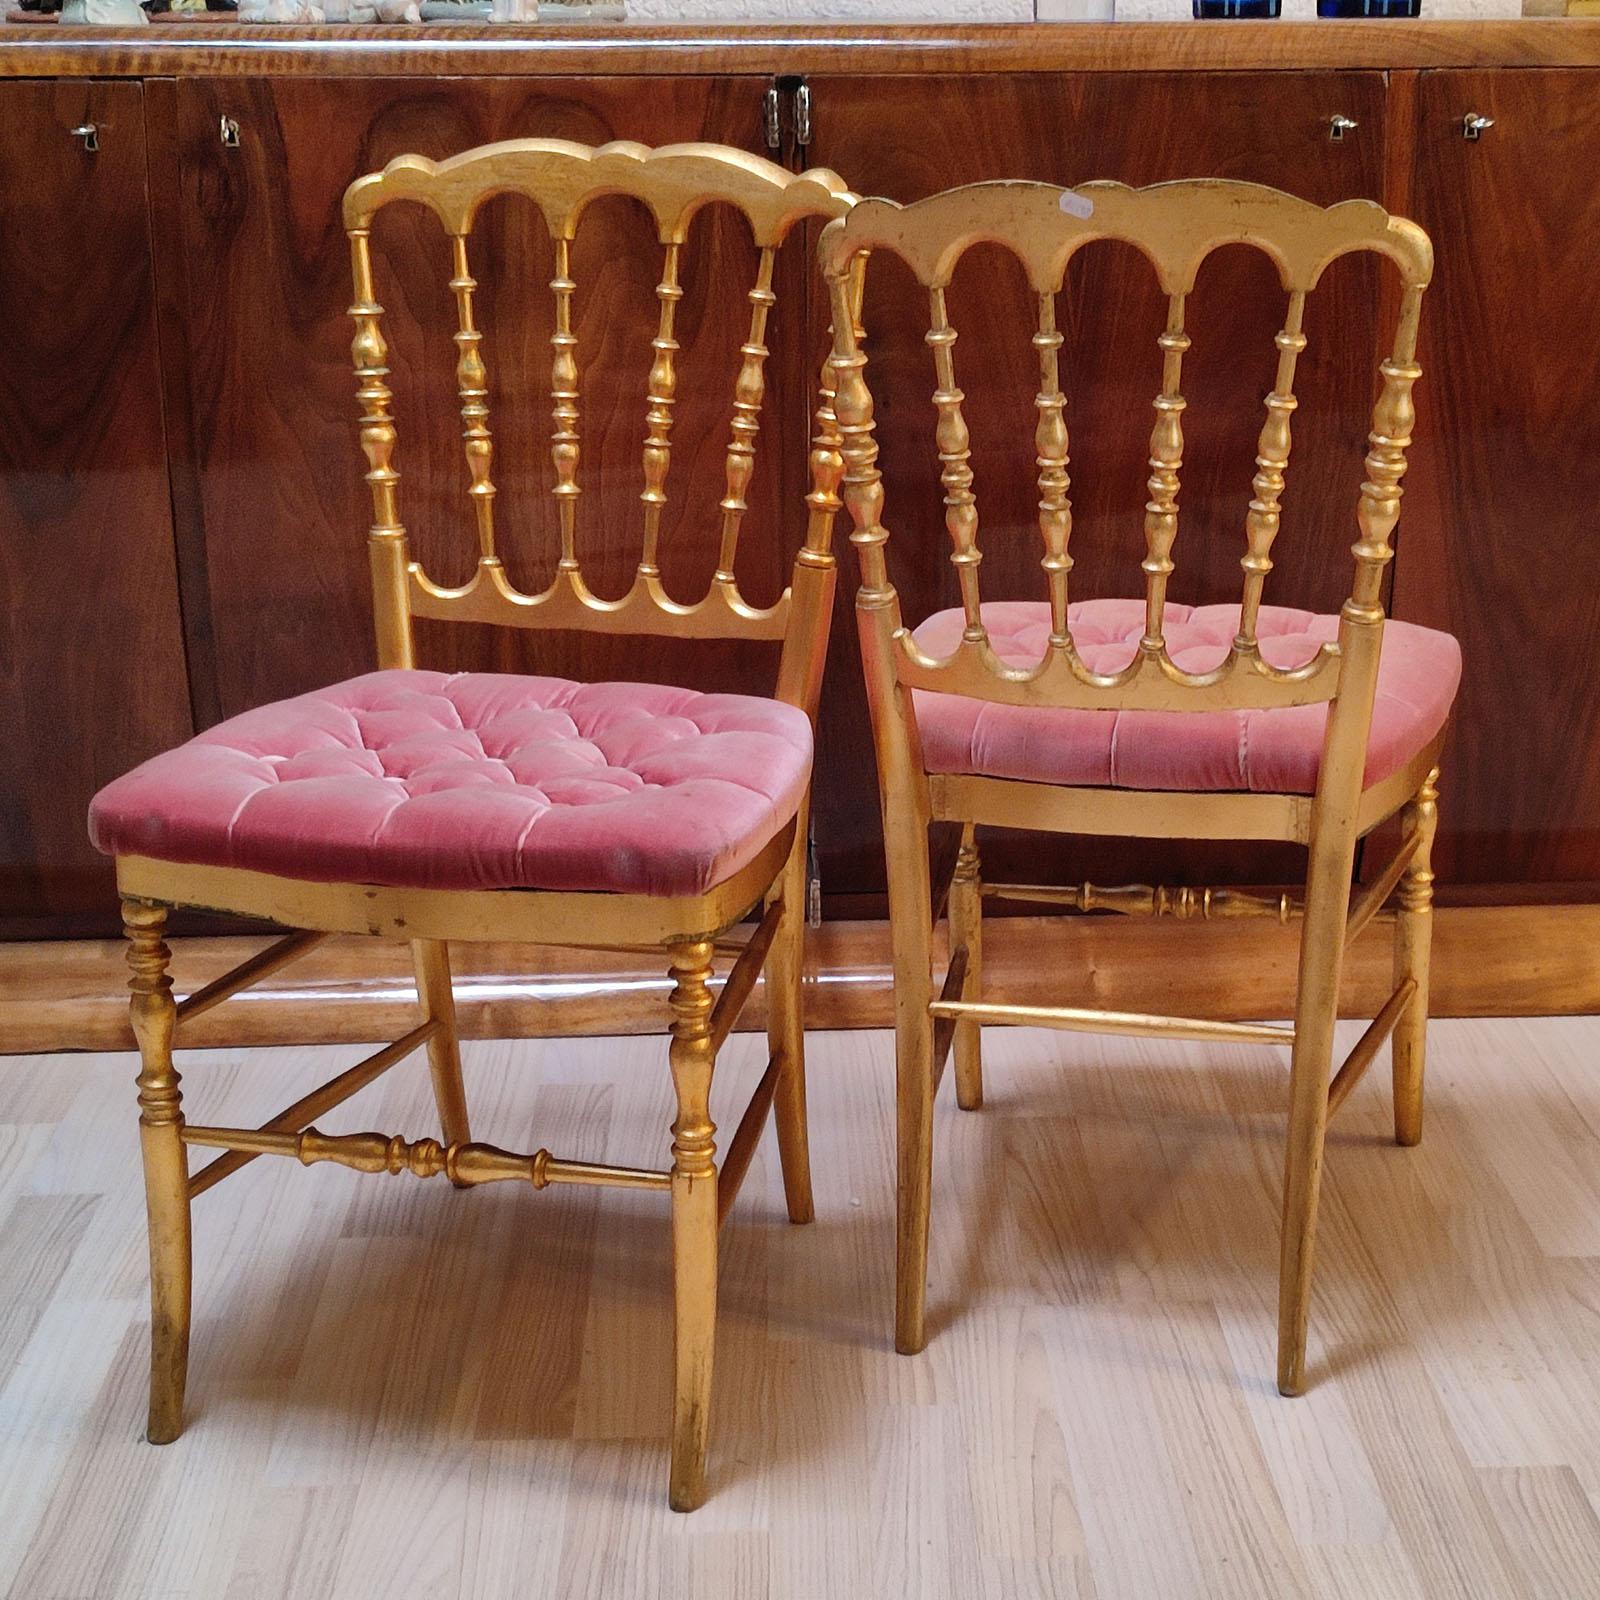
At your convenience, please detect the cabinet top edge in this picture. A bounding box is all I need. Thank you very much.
[2,20,1600,79]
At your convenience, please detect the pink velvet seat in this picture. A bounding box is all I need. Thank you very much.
[912,600,1461,795]
[90,670,813,898]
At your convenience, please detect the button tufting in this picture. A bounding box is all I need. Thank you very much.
[90,671,813,898]
[910,600,1460,797]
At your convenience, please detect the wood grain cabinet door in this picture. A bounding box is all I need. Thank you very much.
[162,77,815,726]
[0,81,193,938]
[1398,70,1600,894]
[805,71,1391,907]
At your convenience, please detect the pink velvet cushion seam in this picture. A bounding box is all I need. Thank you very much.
[911,600,1461,795]
[89,671,813,898]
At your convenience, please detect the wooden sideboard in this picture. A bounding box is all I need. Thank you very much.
[3,25,1599,1006]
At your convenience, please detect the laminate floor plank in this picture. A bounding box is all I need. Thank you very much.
[0,1016,1597,1599]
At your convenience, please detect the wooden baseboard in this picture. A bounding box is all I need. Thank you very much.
[4,902,1597,1055]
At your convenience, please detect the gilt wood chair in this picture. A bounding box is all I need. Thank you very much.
[818,179,1459,1393]
[88,139,855,1511]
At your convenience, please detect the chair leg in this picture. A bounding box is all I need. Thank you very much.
[766,822,814,1224]
[1277,841,1356,1398]
[886,819,936,1356]
[949,822,984,1111]
[667,937,719,1512]
[412,940,471,1169]
[1392,767,1440,1148]
[124,899,191,1445]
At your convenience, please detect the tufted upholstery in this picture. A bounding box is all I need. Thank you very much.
[911,600,1461,795]
[89,671,813,898]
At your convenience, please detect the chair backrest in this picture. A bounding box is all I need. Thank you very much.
[818,179,1433,723]
[343,139,856,714]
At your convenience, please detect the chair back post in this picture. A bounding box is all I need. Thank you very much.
[774,343,844,718]
[347,225,416,670]
[821,237,932,829]
[342,141,856,702]
[1307,275,1429,857]
[776,254,868,723]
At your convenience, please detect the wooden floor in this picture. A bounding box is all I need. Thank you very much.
[2,1017,1599,1599]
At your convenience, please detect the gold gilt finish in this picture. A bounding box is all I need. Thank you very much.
[117,138,854,1513]
[344,140,855,642]
[819,178,1446,1393]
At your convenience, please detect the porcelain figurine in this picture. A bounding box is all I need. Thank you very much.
[237,0,325,17]
[332,0,422,19]
[59,0,150,21]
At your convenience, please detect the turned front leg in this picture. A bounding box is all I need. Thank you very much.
[124,899,191,1444]
[666,937,719,1511]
